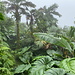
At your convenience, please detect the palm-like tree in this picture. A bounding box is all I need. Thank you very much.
[2,0,36,48]
[43,4,61,27]
[26,9,36,38]
[35,4,61,32]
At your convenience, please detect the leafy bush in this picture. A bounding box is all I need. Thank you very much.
[0,32,15,75]
[29,56,59,75]
[60,58,75,74]
[47,49,64,60]
[34,33,75,57]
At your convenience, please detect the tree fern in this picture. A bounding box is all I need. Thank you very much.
[0,32,15,74]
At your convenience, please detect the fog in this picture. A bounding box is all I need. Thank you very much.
[21,0,75,28]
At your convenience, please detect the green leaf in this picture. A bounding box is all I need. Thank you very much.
[15,64,31,73]
[2,55,8,61]
[0,62,2,65]
[5,59,14,66]
[34,33,73,53]
[33,56,52,67]
[47,50,63,60]
[0,13,4,20]
[44,68,66,75]
[0,67,11,75]
[19,51,32,63]
[55,37,72,53]
[0,46,10,50]
[60,58,75,74]
[29,66,45,75]
[18,46,30,54]
[29,56,53,75]
[33,56,46,61]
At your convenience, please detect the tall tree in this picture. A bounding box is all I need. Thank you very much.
[2,0,36,48]
[35,4,61,32]
[26,9,36,38]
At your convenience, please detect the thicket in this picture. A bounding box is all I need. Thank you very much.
[0,0,75,75]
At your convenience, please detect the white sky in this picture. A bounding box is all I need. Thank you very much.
[21,0,75,28]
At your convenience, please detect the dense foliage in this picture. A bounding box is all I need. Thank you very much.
[0,0,75,75]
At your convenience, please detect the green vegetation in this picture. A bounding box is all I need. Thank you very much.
[0,0,75,75]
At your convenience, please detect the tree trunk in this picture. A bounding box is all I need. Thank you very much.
[15,7,20,49]
[16,20,20,49]
[30,14,34,38]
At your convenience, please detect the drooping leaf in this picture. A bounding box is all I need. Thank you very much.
[34,33,73,53]
[47,50,63,57]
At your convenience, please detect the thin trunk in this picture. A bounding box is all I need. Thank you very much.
[15,6,20,49]
[30,14,34,38]
[26,16,28,25]
[16,21,20,49]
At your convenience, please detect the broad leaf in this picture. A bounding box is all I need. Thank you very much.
[34,33,73,53]
[47,50,63,59]
[18,46,30,54]
[29,56,59,75]
[15,64,31,73]
[29,66,45,75]
[33,56,46,61]
[29,56,53,75]
[32,56,53,67]
[60,58,75,74]
[44,68,66,75]
[19,51,32,63]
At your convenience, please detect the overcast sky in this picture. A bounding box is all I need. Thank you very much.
[23,0,75,28]
[4,0,75,28]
